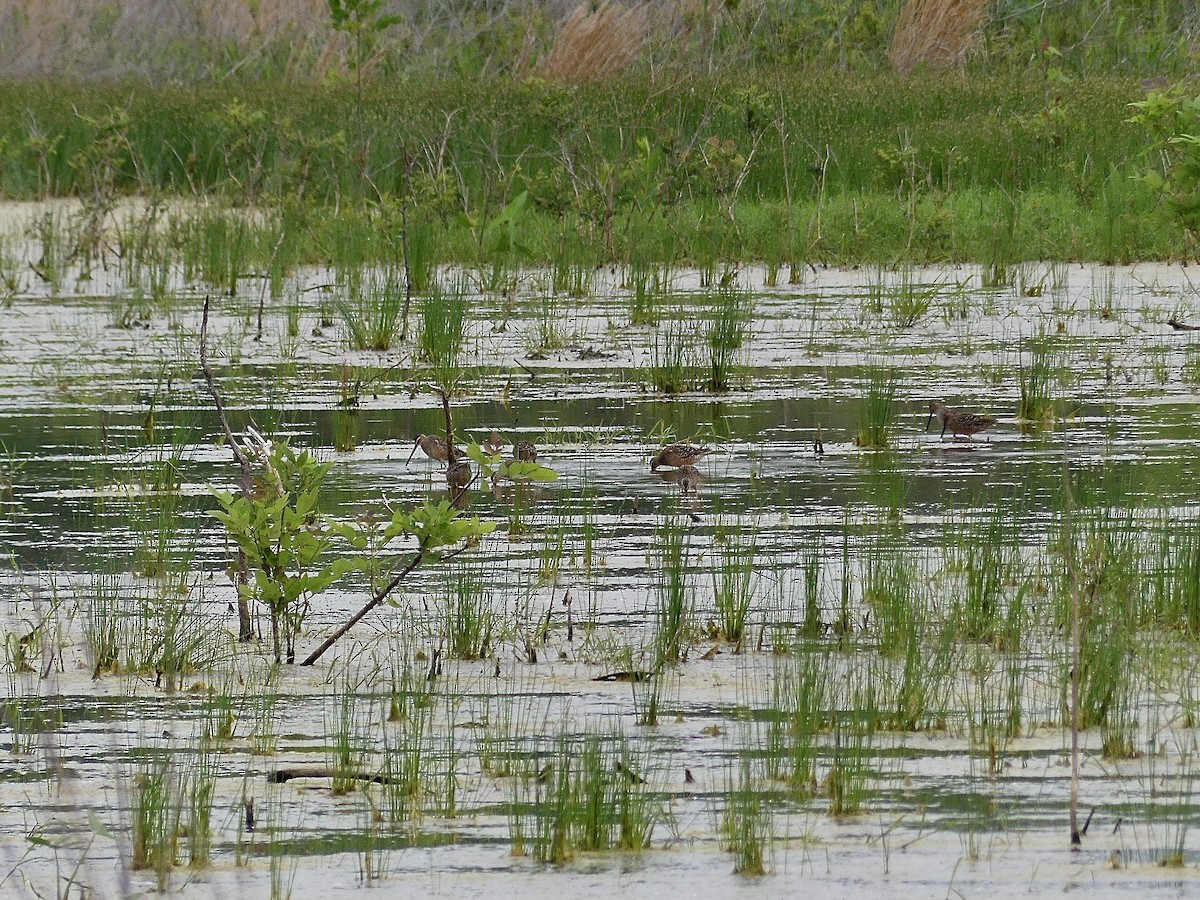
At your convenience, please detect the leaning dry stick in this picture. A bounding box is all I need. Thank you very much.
[1062,453,1082,848]
[437,385,456,459]
[301,532,479,667]
[300,548,424,666]
[200,296,254,640]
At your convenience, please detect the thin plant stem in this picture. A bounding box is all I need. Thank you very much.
[1062,452,1082,847]
[200,295,254,640]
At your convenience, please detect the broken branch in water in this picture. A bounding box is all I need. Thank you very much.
[299,548,425,666]
[200,295,254,641]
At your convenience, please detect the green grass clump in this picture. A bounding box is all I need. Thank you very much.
[338,268,405,351]
[765,646,827,790]
[131,752,181,889]
[648,318,695,394]
[654,520,693,665]
[711,522,757,644]
[722,760,772,875]
[1017,333,1058,426]
[441,571,495,660]
[706,287,752,391]
[513,732,658,863]
[855,367,897,449]
[419,282,466,390]
[0,70,1187,266]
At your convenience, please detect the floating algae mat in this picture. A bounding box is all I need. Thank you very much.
[4,220,1200,896]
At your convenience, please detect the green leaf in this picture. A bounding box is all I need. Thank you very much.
[465,443,503,469]
[87,811,112,837]
[502,461,559,483]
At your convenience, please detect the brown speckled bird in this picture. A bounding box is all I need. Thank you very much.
[446,458,472,491]
[650,443,712,472]
[408,434,453,466]
[926,401,996,440]
[513,440,538,463]
[677,465,702,495]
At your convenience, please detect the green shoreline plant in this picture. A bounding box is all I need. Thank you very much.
[0,68,1188,265]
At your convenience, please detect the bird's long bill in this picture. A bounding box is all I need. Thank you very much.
[406,439,420,464]
[924,412,933,432]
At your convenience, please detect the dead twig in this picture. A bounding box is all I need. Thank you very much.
[200,296,254,641]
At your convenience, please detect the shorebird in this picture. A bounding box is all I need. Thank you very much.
[677,465,702,495]
[446,458,472,491]
[408,434,453,466]
[650,443,712,472]
[926,401,996,440]
[483,430,505,455]
[513,440,538,463]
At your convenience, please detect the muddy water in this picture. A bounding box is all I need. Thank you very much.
[3,225,1200,897]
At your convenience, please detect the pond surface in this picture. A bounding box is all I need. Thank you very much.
[3,210,1200,897]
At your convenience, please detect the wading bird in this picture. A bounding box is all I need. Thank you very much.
[926,401,996,440]
[650,443,712,472]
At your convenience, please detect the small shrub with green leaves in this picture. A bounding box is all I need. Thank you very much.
[210,443,354,664]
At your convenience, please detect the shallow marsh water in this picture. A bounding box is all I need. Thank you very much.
[4,208,1200,896]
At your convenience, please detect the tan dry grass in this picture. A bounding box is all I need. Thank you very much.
[0,0,331,78]
[538,1,648,82]
[888,0,989,75]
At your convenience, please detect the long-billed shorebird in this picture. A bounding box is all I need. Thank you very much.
[650,443,712,472]
[408,434,454,466]
[926,401,996,440]
[446,458,472,491]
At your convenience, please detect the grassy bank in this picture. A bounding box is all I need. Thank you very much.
[0,69,1183,265]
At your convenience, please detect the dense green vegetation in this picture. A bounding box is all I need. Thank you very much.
[0,1,1195,265]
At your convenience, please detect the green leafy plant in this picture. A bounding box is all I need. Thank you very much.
[327,0,400,186]
[1129,87,1200,242]
[464,443,559,486]
[210,442,355,663]
[303,497,498,665]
